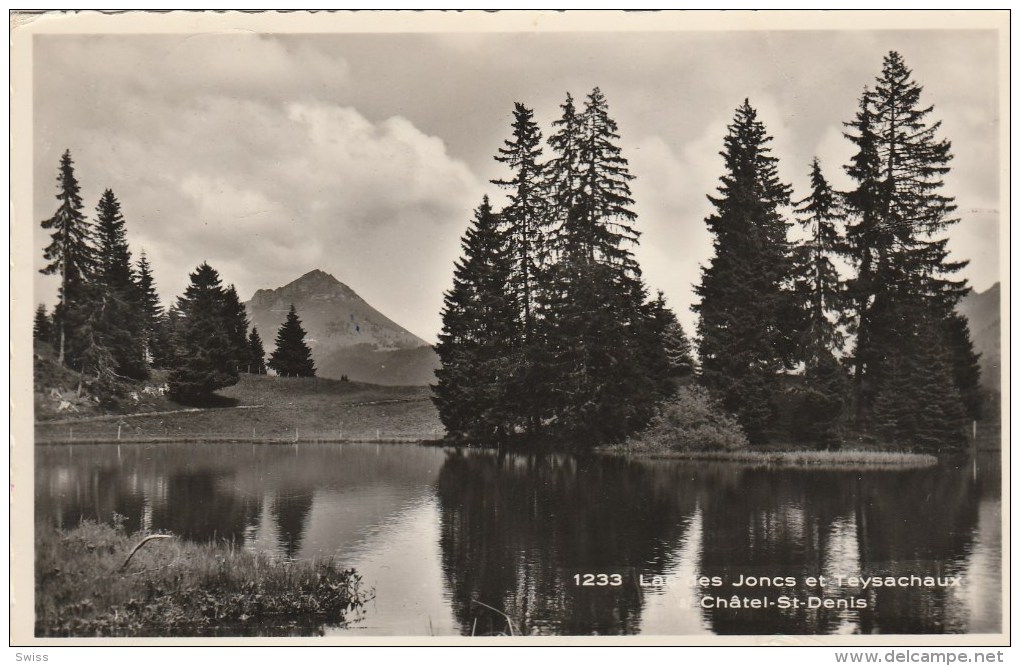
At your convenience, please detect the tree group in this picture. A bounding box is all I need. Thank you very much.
[438,52,980,453]
[434,88,692,446]
[36,153,277,402]
[695,51,980,451]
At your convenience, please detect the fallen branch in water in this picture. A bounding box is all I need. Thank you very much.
[119,534,174,571]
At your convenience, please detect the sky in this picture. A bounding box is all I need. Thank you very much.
[30,24,1002,342]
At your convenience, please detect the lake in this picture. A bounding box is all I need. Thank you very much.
[34,442,1002,636]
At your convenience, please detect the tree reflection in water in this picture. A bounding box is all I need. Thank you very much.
[436,450,699,635]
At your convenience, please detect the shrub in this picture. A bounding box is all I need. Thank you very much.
[626,385,748,452]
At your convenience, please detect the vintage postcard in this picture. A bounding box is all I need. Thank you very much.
[10,10,1009,647]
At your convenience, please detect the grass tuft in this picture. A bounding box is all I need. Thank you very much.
[35,521,370,637]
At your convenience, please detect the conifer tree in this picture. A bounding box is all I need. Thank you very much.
[135,252,164,366]
[223,285,251,373]
[870,311,966,452]
[94,189,147,379]
[248,327,267,375]
[433,197,519,441]
[943,312,982,420]
[842,51,979,442]
[268,305,316,378]
[792,159,844,365]
[694,100,796,442]
[789,159,849,447]
[33,304,53,345]
[544,93,582,260]
[538,88,661,442]
[659,312,695,380]
[575,87,640,270]
[154,306,180,370]
[39,150,95,367]
[167,263,239,401]
[641,292,687,394]
[492,103,546,338]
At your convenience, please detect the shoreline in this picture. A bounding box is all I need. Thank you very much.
[597,448,942,468]
[33,432,981,470]
[33,435,436,446]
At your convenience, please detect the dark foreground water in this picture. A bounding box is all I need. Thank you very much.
[35,442,1001,636]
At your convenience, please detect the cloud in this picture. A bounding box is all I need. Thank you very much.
[32,36,483,341]
[30,30,1002,343]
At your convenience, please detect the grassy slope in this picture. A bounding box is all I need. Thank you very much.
[36,521,369,637]
[35,373,444,443]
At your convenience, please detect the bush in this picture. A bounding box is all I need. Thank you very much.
[626,385,748,452]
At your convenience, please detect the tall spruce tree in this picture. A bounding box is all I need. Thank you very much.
[94,189,148,379]
[790,159,849,448]
[492,102,546,339]
[134,252,165,366]
[433,196,519,441]
[268,305,316,378]
[544,93,582,261]
[167,263,239,402]
[248,327,268,375]
[538,88,662,443]
[792,159,844,365]
[694,100,796,443]
[492,103,549,434]
[842,51,978,445]
[39,150,96,368]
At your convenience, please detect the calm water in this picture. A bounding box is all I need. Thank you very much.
[35,442,1001,636]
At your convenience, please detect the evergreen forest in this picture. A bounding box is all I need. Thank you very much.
[433,52,984,452]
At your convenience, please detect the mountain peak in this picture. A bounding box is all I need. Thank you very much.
[245,270,438,384]
[292,268,340,286]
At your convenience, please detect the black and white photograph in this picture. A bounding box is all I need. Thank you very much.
[10,10,1009,646]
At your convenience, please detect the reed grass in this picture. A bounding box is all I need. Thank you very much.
[35,521,370,637]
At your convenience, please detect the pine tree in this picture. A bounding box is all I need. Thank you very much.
[544,93,582,261]
[658,309,695,380]
[789,159,849,447]
[871,311,966,452]
[842,51,978,443]
[538,88,662,443]
[268,305,316,378]
[492,102,546,339]
[694,100,796,443]
[135,252,165,366]
[223,285,251,373]
[167,263,240,402]
[153,306,180,370]
[792,159,844,366]
[433,196,519,441]
[33,304,53,345]
[248,327,267,375]
[575,87,641,270]
[942,312,983,420]
[642,292,687,392]
[39,150,95,367]
[94,189,148,379]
